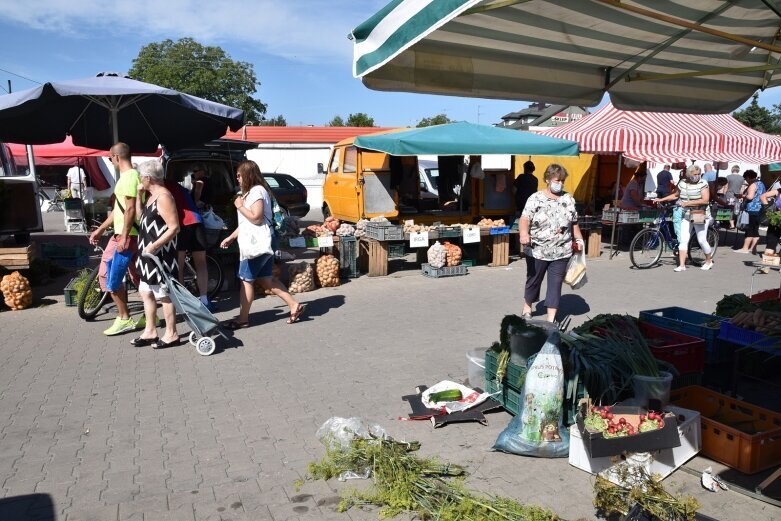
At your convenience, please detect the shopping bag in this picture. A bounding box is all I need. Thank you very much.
[201,208,225,230]
[237,221,273,260]
[106,248,133,292]
[564,251,587,289]
[737,210,749,230]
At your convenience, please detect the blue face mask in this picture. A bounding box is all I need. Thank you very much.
[550,181,563,193]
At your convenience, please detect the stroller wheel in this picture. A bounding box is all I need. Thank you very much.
[189,331,198,346]
[196,337,216,356]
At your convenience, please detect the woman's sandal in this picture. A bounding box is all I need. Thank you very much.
[151,337,182,349]
[287,303,307,324]
[224,319,250,331]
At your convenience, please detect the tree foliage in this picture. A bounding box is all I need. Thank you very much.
[346,113,375,127]
[732,94,781,134]
[327,116,345,127]
[417,114,453,127]
[128,37,265,124]
[259,115,287,126]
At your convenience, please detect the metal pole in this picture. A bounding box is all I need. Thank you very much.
[610,153,624,259]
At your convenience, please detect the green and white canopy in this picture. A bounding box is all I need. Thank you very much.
[352,0,781,114]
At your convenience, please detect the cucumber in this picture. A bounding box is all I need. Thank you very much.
[429,389,463,403]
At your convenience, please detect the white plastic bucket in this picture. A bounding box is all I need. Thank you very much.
[466,348,487,390]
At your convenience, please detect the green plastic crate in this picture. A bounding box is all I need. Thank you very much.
[484,349,527,390]
[64,278,78,307]
[715,208,732,221]
[388,242,406,258]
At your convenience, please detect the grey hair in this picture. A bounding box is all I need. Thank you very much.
[543,163,569,182]
[686,165,702,176]
[138,159,165,183]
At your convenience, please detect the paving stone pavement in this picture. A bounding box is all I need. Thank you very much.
[1,240,781,521]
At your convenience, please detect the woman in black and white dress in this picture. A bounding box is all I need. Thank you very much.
[132,160,181,349]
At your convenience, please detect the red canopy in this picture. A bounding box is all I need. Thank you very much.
[539,103,781,165]
[9,137,160,191]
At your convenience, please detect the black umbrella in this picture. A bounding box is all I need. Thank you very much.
[0,73,245,152]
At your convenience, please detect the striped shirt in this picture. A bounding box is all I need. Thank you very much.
[677,179,710,218]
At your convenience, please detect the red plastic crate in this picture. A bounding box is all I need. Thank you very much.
[750,288,781,303]
[593,321,705,374]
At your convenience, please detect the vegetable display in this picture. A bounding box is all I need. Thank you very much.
[583,405,666,438]
[477,217,506,227]
[354,219,368,238]
[335,223,355,237]
[442,241,462,266]
[403,221,434,233]
[1,271,32,310]
[315,254,340,287]
[288,262,315,293]
[426,241,447,269]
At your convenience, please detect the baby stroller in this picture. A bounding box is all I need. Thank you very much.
[142,253,225,356]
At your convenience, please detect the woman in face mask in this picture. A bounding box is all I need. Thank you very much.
[519,164,584,324]
[655,165,714,271]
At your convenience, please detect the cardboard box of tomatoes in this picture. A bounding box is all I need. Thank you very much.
[576,403,681,458]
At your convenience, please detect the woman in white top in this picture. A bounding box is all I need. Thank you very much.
[654,165,713,272]
[220,160,306,329]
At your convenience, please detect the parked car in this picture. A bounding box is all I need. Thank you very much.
[0,143,43,244]
[263,173,310,217]
[164,140,309,221]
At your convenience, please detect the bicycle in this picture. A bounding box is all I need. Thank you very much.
[78,244,223,320]
[629,203,719,269]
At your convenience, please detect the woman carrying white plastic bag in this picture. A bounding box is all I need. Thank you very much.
[220,160,306,330]
[564,249,587,289]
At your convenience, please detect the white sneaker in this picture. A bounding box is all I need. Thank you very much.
[673,266,686,272]
[701,262,714,271]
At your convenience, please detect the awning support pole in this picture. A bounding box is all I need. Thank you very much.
[610,153,623,259]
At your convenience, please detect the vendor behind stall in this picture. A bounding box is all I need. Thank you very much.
[619,167,648,210]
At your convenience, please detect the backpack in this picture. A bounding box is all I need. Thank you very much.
[268,194,286,236]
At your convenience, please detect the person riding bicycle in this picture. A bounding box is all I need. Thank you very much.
[88,142,144,335]
[654,165,714,272]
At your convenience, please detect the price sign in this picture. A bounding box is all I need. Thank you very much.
[409,231,429,248]
[462,227,480,244]
[289,236,306,248]
[317,236,334,248]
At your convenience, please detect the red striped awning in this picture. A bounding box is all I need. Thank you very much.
[539,103,781,164]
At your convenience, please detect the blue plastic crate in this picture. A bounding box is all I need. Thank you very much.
[718,321,779,350]
[639,307,723,356]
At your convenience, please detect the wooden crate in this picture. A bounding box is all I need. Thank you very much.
[587,226,602,258]
[0,244,36,269]
[490,234,509,266]
[360,238,388,277]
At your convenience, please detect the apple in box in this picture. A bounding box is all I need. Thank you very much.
[576,403,681,458]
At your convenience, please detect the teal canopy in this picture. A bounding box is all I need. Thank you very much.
[770,163,781,172]
[353,122,579,156]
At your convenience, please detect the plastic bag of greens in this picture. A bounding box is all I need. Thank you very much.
[493,331,570,458]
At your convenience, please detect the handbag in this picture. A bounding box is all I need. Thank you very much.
[201,208,226,230]
[690,209,706,224]
[237,220,273,260]
[737,209,749,229]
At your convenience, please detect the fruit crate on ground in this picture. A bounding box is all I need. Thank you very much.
[365,222,404,241]
[639,306,723,361]
[670,386,781,474]
[641,322,706,374]
[421,263,467,278]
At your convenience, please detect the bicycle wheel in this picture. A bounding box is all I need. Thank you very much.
[629,228,664,269]
[77,267,110,320]
[205,254,223,300]
[688,227,719,266]
[182,255,223,300]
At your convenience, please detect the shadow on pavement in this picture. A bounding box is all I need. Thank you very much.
[0,493,56,521]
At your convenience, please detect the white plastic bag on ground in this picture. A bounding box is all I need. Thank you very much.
[493,332,570,458]
[421,380,490,414]
[316,417,390,451]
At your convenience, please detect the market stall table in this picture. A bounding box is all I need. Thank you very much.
[359,228,516,277]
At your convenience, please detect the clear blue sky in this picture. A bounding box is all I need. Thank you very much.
[0,0,779,128]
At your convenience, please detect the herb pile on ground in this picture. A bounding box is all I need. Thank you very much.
[303,436,561,521]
